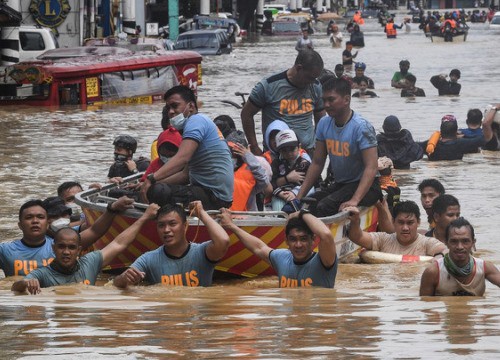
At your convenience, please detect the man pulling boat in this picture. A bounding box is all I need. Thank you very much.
[218,208,338,288]
[420,218,500,296]
[11,204,159,294]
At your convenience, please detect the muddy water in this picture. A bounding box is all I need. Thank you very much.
[1,19,500,358]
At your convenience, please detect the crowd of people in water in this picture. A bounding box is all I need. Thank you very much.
[3,30,500,297]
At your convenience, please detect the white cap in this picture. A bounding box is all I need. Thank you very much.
[275,129,299,150]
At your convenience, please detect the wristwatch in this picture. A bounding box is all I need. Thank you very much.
[299,208,311,219]
[147,173,156,185]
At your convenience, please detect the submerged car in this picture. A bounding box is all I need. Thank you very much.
[490,11,500,30]
[175,29,232,56]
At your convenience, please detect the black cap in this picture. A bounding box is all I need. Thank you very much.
[383,115,402,134]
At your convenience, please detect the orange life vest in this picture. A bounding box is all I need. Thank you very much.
[426,131,441,155]
[442,19,457,29]
[230,163,256,211]
[379,175,398,191]
[353,13,364,25]
[385,23,397,37]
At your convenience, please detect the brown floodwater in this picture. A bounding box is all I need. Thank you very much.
[0,19,500,358]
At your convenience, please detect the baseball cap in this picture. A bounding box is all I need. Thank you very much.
[275,129,299,150]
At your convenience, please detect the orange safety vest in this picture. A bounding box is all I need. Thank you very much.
[385,23,397,37]
[230,163,256,211]
[426,131,441,155]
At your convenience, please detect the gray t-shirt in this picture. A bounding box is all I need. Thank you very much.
[25,251,103,287]
[131,242,216,287]
[369,232,446,256]
[249,70,324,150]
[269,249,338,288]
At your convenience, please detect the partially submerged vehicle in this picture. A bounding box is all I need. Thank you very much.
[175,29,232,56]
[262,18,302,36]
[75,174,379,277]
[0,39,202,106]
[489,11,500,30]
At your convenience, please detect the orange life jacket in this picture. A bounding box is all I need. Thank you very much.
[441,19,457,32]
[230,163,256,211]
[385,23,397,37]
[426,131,441,155]
[379,175,398,191]
[353,13,364,25]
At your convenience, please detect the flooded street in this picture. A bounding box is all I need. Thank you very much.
[1,19,500,358]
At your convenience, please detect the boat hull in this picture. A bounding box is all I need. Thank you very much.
[76,177,378,278]
[429,31,467,42]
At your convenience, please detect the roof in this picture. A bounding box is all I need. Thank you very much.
[179,29,228,36]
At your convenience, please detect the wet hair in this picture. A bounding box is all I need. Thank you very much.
[19,199,46,220]
[285,217,314,237]
[405,74,416,84]
[466,108,482,126]
[440,120,458,137]
[346,41,353,47]
[399,59,410,66]
[450,69,461,78]
[294,49,324,72]
[445,217,475,242]
[156,203,187,223]
[431,194,460,215]
[57,181,83,198]
[163,85,198,111]
[392,200,420,221]
[322,76,351,97]
[214,115,237,138]
[54,227,81,245]
[418,179,445,195]
[318,69,336,85]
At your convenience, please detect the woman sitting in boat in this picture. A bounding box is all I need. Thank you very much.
[225,130,272,212]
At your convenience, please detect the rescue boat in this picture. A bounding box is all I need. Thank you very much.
[75,174,379,278]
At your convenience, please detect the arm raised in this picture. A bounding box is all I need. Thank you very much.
[218,208,272,264]
[190,201,230,262]
[100,203,160,267]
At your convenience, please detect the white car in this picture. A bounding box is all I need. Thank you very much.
[489,11,500,30]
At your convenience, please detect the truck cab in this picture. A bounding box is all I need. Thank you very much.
[1,26,59,65]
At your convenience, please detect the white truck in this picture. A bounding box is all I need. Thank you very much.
[1,26,58,66]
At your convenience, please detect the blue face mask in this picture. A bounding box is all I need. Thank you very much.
[170,106,189,131]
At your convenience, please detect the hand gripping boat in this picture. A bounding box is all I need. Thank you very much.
[75,174,379,277]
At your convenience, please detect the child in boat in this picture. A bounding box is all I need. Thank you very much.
[270,129,315,212]
[108,135,150,184]
[377,157,400,215]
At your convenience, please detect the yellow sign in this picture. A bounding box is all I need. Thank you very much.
[85,77,99,98]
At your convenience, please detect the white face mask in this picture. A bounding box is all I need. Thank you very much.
[170,105,189,131]
[50,218,71,232]
[160,155,171,164]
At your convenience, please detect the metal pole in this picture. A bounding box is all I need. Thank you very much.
[168,0,179,41]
